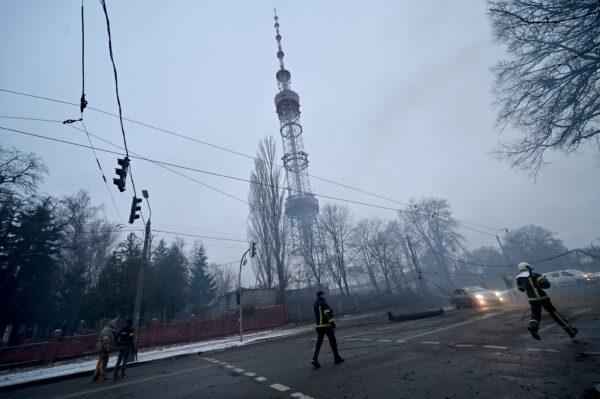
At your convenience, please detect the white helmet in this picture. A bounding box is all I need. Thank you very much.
[518,262,532,271]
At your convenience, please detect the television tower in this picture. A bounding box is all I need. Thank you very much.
[272,10,320,279]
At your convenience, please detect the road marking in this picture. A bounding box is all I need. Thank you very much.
[271,383,291,392]
[233,368,245,373]
[454,344,474,348]
[482,345,508,350]
[256,376,267,382]
[378,339,392,342]
[340,318,422,339]
[291,393,314,399]
[584,351,600,356]
[526,348,561,353]
[420,341,440,345]
[225,364,234,369]
[56,364,212,399]
[396,340,406,343]
[244,372,257,377]
[398,309,512,341]
[357,338,372,341]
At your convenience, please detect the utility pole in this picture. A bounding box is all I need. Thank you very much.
[238,243,256,342]
[406,235,429,309]
[133,190,151,355]
[496,235,513,266]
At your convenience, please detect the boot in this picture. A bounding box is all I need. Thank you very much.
[567,327,578,339]
[528,325,541,340]
[311,359,321,369]
[334,356,345,364]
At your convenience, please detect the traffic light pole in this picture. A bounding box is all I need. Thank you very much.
[133,217,151,356]
[238,247,250,342]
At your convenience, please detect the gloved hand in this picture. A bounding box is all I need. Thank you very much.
[330,321,337,330]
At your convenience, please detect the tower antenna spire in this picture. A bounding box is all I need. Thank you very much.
[274,9,285,71]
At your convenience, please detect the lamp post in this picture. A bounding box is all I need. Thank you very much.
[238,242,256,342]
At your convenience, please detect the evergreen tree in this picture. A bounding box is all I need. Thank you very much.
[189,243,216,316]
[151,240,189,321]
[6,199,63,334]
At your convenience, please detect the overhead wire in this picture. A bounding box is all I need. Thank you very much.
[65,124,250,206]
[0,122,592,255]
[0,87,503,234]
[98,0,143,227]
[0,124,504,227]
[1,122,595,260]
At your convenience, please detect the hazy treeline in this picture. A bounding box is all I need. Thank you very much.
[0,145,233,344]
[248,138,600,302]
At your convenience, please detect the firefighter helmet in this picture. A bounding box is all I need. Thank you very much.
[518,262,532,271]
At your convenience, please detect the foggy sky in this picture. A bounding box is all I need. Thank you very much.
[1,1,599,284]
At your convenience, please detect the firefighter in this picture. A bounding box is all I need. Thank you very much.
[516,262,577,340]
[311,291,344,368]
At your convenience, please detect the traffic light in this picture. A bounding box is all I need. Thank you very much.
[128,196,142,224]
[250,242,257,258]
[113,157,130,192]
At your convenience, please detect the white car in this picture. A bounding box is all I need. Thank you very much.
[542,269,595,287]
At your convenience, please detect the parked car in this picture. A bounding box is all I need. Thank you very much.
[542,269,597,287]
[450,286,506,308]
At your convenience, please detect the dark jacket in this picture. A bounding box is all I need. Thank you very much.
[313,298,335,328]
[516,270,550,302]
[116,325,135,350]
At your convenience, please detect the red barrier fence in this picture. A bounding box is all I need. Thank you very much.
[0,306,285,370]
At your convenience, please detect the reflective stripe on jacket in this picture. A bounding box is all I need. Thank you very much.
[516,270,550,302]
[314,298,334,328]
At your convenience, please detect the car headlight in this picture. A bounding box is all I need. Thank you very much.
[475,294,484,300]
[498,297,504,301]
[494,291,501,297]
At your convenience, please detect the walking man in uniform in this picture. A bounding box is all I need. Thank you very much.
[311,291,344,368]
[516,262,578,340]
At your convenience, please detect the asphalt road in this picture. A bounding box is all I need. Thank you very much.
[2,295,599,399]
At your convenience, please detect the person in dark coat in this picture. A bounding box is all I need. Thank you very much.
[92,319,117,382]
[311,291,344,369]
[113,318,136,380]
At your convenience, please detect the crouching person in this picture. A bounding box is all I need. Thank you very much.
[113,318,136,381]
[92,319,117,382]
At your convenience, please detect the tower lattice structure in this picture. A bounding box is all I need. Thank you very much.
[272,11,320,277]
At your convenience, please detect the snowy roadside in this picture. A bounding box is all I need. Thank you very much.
[0,325,312,389]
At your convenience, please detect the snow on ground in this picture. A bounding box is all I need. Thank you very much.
[0,326,311,388]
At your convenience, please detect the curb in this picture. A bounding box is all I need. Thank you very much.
[0,350,204,393]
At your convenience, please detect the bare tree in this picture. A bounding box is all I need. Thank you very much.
[0,145,46,198]
[248,137,289,303]
[400,198,465,286]
[209,263,235,297]
[318,204,353,295]
[351,219,381,292]
[489,0,600,174]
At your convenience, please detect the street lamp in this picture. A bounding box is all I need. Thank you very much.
[238,242,257,342]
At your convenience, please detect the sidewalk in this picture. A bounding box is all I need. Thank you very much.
[0,326,311,389]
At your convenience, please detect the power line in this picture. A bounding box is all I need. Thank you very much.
[0,124,583,251]
[0,88,503,233]
[0,124,502,228]
[79,120,124,223]
[66,124,250,206]
[152,229,250,243]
